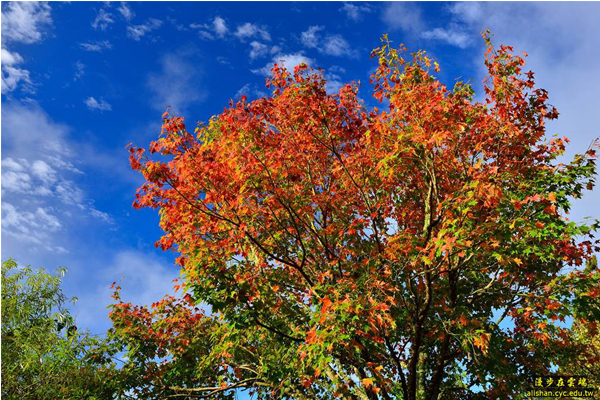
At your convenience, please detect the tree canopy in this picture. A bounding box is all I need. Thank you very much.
[111,35,599,399]
[1,259,123,399]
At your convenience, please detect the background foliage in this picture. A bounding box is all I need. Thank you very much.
[1,259,124,399]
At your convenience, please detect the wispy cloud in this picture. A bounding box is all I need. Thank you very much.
[147,49,205,113]
[448,2,484,25]
[191,17,269,43]
[422,27,472,49]
[249,41,268,59]
[415,3,482,48]
[118,2,135,21]
[91,8,115,31]
[74,61,85,80]
[234,22,270,41]
[84,96,112,111]
[126,18,163,41]
[189,17,275,60]
[379,2,472,49]
[301,25,323,48]
[300,26,357,57]
[322,35,356,57]
[1,202,66,252]
[0,148,84,207]
[79,40,112,52]
[381,2,423,33]
[248,41,280,60]
[340,2,373,22]
[190,16,229,40]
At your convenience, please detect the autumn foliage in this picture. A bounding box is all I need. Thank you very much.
[111,35,599,399]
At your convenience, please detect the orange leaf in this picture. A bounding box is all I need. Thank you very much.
[514,258,523,266]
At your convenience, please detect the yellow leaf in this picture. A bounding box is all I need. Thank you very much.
[362,378,374,387]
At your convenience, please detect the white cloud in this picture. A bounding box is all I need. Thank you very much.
[1,1,52,44]
[79,40,112,52]
[2,157,26,172]
[1,158,33,193]
[408,3,481,49]
[253,53,315,76]
[127,18,163,41]
[147,50,205,113]
[90,208,112,223]
[189,23,212,39]
[91,8,115,31]
[54,180,85,206]
[191,18,272,46]
[84,97,112,111]
[382,2,423,33]
[1,2,52,93]
[301,25,323,48]
[31,160,57,184]
[422,27,472,49]
[118,2,135,21]
[234,22,270,41]
[249,41,268,59]
[190,16,229,40]
[300,26,356,57]
[1,102,112,257]
[1,203,62,247]
[213,16,228,37]
[1,60,32,94]
[449,2,484,24]
[74,61,85,80]
[1,48,23,66]
[340,2,373,22]
[322,34,356,57]
[1,103,73,161]
[1,157,80,200]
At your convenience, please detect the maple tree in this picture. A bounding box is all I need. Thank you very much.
[111,34,599,399]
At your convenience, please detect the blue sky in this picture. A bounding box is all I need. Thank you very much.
[2,1,599,335]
